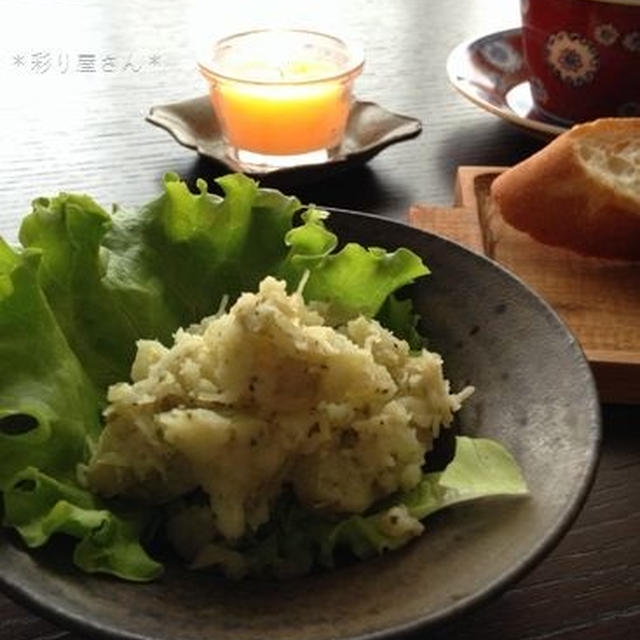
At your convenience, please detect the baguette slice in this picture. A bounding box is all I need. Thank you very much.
[490,118,640,261]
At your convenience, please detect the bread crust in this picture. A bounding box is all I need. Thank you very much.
[490,119,640,261]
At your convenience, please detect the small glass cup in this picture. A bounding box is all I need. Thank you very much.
[198,29,364,171]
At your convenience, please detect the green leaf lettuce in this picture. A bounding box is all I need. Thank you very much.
[1,173,433,581]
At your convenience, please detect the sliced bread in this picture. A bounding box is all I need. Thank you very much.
[490,118,640,261]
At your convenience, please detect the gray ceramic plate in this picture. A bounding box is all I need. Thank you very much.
[146,97,422,180]
[0,210,601,640]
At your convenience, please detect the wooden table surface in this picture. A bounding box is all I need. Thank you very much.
[0,1,638,639]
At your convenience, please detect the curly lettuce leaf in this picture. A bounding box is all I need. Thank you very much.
[0,239,160,580]
[0,239,100,487]
[18,192,177,391]
[376,293,425,350]
[280,209,429,325]
[401,436,529,520]
[3,467,162,581]
[119,173,303,326]
[18,175,301,391]
[313,436,528,567]
[19,174,428,392]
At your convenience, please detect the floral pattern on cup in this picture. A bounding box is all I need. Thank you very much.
[545,31,599,87]
[622,31,640,53]
[522,0,640,122]
[594,24,619,47]
[480,39,523,73]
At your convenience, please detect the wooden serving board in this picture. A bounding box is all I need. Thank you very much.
[409,166,640,404]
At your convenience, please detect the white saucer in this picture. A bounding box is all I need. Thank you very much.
[446,28,568,139]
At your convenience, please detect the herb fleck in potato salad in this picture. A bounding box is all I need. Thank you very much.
[0,174,527,581]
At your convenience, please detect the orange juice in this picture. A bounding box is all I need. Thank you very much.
[211,77,350,155]
[199,29,364,158]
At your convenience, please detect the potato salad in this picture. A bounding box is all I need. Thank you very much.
[86,276,472,565]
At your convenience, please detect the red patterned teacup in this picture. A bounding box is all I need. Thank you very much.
[521,0,640,124]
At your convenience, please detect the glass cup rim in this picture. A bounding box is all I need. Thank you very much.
[198,28,365,87]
